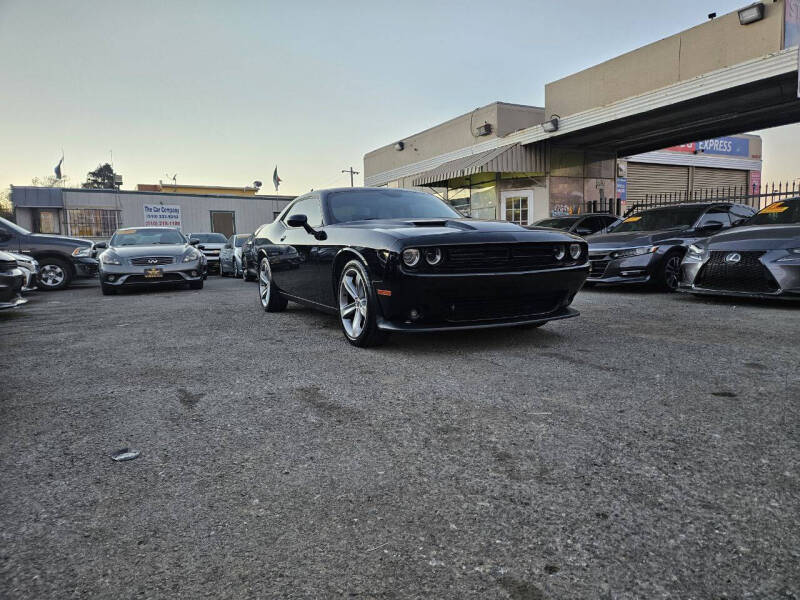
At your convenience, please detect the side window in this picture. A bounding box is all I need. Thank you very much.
[697,207,731,228]
[284,197,323,228]
[729,204,755,224]
[603,216,619,228]
[579,216,605,234]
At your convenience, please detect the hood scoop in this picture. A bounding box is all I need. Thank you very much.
[407,219,476,230]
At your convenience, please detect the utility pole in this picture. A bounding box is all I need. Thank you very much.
[342,166,360,187]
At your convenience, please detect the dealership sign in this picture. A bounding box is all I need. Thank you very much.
[666,136,750,157]
[143,204,182,228]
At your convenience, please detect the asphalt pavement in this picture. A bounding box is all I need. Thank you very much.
[1,276,798,599]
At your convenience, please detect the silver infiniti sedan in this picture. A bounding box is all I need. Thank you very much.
[680,197,800,300]
[95,227,206,295]
[4,251,39,292]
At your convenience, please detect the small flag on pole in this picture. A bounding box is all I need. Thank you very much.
[54,153,64,180]
[273,166,282,192]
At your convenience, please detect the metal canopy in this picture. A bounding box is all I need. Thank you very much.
[10,187,64,208]
[412,143,546,187]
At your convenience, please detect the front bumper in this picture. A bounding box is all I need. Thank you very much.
[374,264,588,331]
[99,261,204,286]
[586,252,657,285]
[73,257,99,278]
[18,266,38,292]
[680,251,800,300]
[0,268,28,309]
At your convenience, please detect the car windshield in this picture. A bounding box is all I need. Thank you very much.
[612,206,706,233]
[327,189,462,224]
[111,228,186,246]
[190,233,228,243]
[234,235,249,247]
[748,199,800,225]
[534,217,578,229]
[0,215,31,235]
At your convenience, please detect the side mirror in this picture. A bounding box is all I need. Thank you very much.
[286,214,327,241]
[189,238,200,246]
[286,214,308,228]
[198,244,206,250]
[698,220,724,233]
[94,241,108,249]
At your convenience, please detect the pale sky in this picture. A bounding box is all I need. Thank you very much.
[1,0,798,196]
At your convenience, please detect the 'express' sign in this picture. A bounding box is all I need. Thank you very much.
[667,137,750,157]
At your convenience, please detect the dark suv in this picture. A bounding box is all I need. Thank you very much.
[0,216,98,290]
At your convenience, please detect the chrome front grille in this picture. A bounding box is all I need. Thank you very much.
[130,256,175,266]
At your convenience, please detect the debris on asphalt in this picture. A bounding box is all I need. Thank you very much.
[110,448,141,462]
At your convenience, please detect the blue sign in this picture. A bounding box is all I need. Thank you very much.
[616,178,627,201]
[696,137,750,157]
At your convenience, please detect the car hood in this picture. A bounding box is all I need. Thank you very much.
[4,251,37,266]
[198,243,225,250]
[587,229,688,250]
[705,224,800,251]
[334,218,582,243]
[30,233,93,247]
[109,244,190,257]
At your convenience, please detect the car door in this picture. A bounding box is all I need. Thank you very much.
[275,195,332,305]
[221,236,234,270]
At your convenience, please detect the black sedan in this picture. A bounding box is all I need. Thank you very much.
[250,187,589,347]
[680,197,800,300]
[530,213,619,236]
[586,202,755,291]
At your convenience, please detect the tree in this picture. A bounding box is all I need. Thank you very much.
[82,163,121,189]
[32,174,70,187]
[0,188,12,221]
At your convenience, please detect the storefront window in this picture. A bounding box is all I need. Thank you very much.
[446,187,470,216]
[470,180,497,220]
[66,209,121,238]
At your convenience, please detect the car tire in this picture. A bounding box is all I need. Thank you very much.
[100,283,116,295]
[189,279,204,290]
[337,259,388,348]
[258,256,287,312]
[244,259,256,281]
[654,250,683,292]
[37,257,72,291]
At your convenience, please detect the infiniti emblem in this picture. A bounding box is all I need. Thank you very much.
[725,253,741,264]
[147,258,158,264]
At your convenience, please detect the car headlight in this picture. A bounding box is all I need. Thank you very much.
[611,246,659,259]
[72,246,93,257]
[554,245,566,260]
[424,248,443,265]
[182,249,201,263]
[402,248,421,267]
[100,251,122,265]
[687,243,707,258]
[568,243,582,260]
[776,248,800,262]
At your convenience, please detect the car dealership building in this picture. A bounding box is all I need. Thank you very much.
[10,185,294,240]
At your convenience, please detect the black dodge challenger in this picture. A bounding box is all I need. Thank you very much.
[252,188,589,346]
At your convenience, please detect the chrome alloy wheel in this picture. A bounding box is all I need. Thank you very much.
[665,255,681,290]
[258,258,272,308]
[339,267,368,339]
[40,264,66,288]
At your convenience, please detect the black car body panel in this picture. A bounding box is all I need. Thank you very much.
[680,198,800,299]
[586,203,756,286]
[0,216,98,287]
[0,251,28,309]
[252,188,589,332]
[529,213,620,236]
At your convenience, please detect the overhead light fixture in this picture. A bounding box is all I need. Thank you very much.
[738,3,764,25]
[394,141,405,151]
[541,116,559,133]
[476,123,492,136]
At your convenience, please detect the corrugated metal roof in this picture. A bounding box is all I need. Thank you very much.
[412,143,547,186]
[11,186,64,208]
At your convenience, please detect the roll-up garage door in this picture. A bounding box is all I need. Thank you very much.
[626,162,690,204]
[692,167,748,194]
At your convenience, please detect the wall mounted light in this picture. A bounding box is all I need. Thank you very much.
[541,116,560,133]
[738,3,764,25]
[394,141,405,151]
